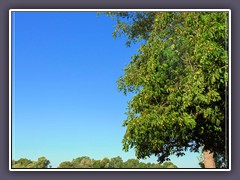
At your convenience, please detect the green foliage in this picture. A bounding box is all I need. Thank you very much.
[58,161,74,168]
[34,157,51,168]
[71,156,94,168]
[12,158,32,168]
[92,160,101,168]
[58,156,94,168]
[57,156,177,168]
[12,157,50,168]
[13,156,177,168]
[100,157,110,168]
[103,12,155,47]
[161,161,178,168]
[109,12,228,163]
[123,158,140,168]
[110,156,124,168]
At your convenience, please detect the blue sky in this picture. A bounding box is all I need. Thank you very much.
[12,11,200,168]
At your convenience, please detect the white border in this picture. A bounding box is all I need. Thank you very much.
[9,9,12,172]
[9,9,231,172]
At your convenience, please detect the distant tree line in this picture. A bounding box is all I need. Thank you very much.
[12,156,178,168]
[58,156,177,168]
[12,157,50,168]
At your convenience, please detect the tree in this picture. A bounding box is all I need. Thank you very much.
[100,157,110,168]
[151,163,162,168]
[92,160,101,168]
[138,162,147,168]
[55,156,177,168]
[123,158,140,168]
[58,161,74,168]
[110,156,124,168]
[12,157,50,168]
[12,158,33,168]
[33,157,50,168]
[161,161,178,168]
[71,156,94,168]
[198,150,228,168]
[103,12,155,47]
[107,11,229,168]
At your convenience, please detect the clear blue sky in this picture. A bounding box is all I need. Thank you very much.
[12,11,200,168]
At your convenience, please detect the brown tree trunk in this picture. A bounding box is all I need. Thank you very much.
[203,150,216,168]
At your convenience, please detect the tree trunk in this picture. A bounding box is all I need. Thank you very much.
[203,150,216,168]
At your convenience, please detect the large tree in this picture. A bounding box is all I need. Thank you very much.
[107,11,229,168]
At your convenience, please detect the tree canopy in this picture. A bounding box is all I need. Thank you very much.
[12,157,50,168]
[107,11,229,166]
[57,156,177,168]
[12,156,178,169]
